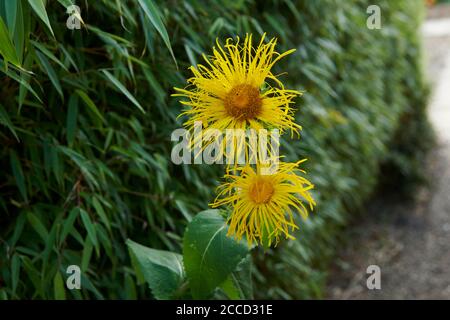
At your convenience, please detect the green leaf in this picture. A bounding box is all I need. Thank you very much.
[60,207,79,243]
[66,94,78,146]
[53,271,66,300]
[4,0,17,37]
[137,0,177,68]
[81,236,93,272]
[0,104,19,141]
[183,209,249,299]
[0,15,20,66]
[75,89,105,124]
[126,239,185,300]
[79,208,98,249]
[26,211,48,241]
[31,40,69,72]
[36,51,63,99]
[11,254,21,295]
[101,70,144,113]
[92,197,111,232]
[226,256,253,299]
[27,0,54,37]
[10,151,27,202]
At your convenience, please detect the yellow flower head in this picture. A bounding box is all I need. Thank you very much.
[173,33,301,144]
[211,160,315,246]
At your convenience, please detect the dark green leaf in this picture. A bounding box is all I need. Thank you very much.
[127,239,185,300]
[183,209,249,299]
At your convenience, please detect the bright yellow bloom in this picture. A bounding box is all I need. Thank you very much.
[211,160,315,246]
[173,33,301,151]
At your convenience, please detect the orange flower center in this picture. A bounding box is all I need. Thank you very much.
[249,177,274,204]
[224,84,262,121]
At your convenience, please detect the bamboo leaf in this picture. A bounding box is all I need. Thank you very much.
[53,271,66,300]
[79,208,98,249]
[10,151,27,202]
[0,15,20,66]
[27,0,54,37]
[101,70,144,113]
[36,51,63,99]
[137,0,177,68]
[0,104,19,141]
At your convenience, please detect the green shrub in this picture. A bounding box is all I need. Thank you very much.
[0,0,430,299]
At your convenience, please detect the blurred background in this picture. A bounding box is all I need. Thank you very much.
[0,0,447,299]
[327,0,450,299]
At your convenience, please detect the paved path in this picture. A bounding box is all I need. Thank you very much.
[326,17,450,299]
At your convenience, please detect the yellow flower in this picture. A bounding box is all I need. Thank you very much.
[210,160,315,246]
[173,33,301,151]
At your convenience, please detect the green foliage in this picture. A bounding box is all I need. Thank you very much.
[0,0,430,299]
[127,210,250,299]
[127,239,185,300]
[183,209,249,299]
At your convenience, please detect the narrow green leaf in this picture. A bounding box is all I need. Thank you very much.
[101,70,144,113]
[66,94,78,146]
[31,40,69,72]
[27,0,54,37]
[92,197,111,232]
[126,239,185,300]
[53,271,66,300]
[26,211,49,241]
[60,207,79,243]
[5,0,17,37]
[11,254,21,295]
[81,236,93,272]
[79,208,98,249]
[0,104,19,141]
[75,89,105,124]
[10,151,27,202]
[0,15,20,66]
[183,209,250,299]
[36,51,63,99]
[137,0,177,68]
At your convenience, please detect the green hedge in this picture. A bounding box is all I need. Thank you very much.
[0,0,430,299]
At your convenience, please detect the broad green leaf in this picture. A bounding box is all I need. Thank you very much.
[101,70,144,113]
[137,0,177,67]
[0,104,19,141]
[225,256,253,299]
[53,271,66,300]
[183,209,249,299]
[10,151,27,201]
[126,239,185,300]
[27,0,54,37]
[0,15,20,66]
